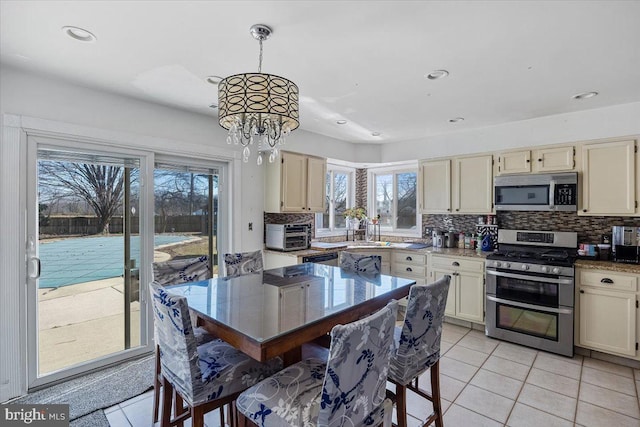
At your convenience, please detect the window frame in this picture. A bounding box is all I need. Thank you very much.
[368,163,420,237]
[315,164,356,237]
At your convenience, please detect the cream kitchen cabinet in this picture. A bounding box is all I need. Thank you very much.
[420,155,493,214]
[575,268,638,358]
[265,151,327,213]
[391,251,428,284]
[429,255,485,323]
[497,146,574,175]
[580,139,637,216]
[263,277,325,335]
[419,159,451,213]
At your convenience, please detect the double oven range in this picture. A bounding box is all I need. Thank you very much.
[485,230,578,357]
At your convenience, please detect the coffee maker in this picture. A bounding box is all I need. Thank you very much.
[612,226,640,264]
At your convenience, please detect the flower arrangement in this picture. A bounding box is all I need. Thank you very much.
[343,207,367,220]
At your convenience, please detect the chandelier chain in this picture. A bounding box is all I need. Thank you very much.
[258,38,263,73]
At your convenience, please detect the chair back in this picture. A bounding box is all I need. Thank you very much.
[319,300,398,426]
[339,252,381,274]
[152,256,210,286]
[149,281,202,400]
[224,250,263,278]
[390,275,451,385]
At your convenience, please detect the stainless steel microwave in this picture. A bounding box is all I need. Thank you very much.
[494,172,578,212]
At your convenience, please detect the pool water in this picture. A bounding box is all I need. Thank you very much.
[38,235,191,288]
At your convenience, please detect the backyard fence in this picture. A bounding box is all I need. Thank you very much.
[40,214,217,236]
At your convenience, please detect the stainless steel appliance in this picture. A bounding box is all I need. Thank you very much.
[612,226,640,264]
[302,252,339,266]
[494,172,578,211]
[265,223,310,251]
[485,229,578,357]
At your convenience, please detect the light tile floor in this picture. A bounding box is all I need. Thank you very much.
[105,323,640,427]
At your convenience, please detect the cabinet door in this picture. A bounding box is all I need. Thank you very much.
[581,140,636,215]
[281,152,308,212]
[420,160,451,213]
[453,155,493,214]
[456,271,485,323]
[498,151,531,174]
[533,146,574,173]
[305,280,325,322]
[432,268,455,317]
[579,287,636,356]
[279,284,306,331]
[306,156,327,212]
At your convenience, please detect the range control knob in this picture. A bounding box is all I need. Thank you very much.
[541,266,549,273]
[521,264,530,271]
[552,267,560,274]
[495,261,502,268]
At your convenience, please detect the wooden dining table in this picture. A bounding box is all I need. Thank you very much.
[165,263,416,365]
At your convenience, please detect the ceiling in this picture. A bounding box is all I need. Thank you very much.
[1,1,639,144]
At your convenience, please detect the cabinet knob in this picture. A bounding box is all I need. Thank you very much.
[526,159,530,163]
[600,278,614,284]
[455,208,459,212]
[452,261,460,267]
[538,158,542,162]
[406,267,413,272]
[406,256,413,261]
[583,209,587,213]
[579,290,585,293]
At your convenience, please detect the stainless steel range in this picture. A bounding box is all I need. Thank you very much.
[485,229,578,357]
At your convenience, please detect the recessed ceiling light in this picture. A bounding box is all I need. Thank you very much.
[449,117,464,123]
[206,75,223,85]
[371,132,381,136]
[61,26,97,42]
[426,69,449,80]
[572,91,598,100]
[336,120,347,125]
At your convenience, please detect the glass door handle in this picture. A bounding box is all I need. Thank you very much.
[28,257,41,279]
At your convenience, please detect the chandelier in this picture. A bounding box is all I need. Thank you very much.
[218,24,299,165]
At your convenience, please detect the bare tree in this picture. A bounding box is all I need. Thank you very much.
[39,161,125,234]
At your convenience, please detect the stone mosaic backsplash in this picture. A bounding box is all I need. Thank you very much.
[355,168,367,209]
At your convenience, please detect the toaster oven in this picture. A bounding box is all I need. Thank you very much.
[265,223,310,251]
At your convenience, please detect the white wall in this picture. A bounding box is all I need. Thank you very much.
[380,102,640,162]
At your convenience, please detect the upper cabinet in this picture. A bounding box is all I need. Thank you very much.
[419,159,451,213]
[265,151,327,213]
[497,146,575,175]
[420,154,493,214]
[580,139,637,216]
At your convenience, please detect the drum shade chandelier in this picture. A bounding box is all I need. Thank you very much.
[218,24,299,164]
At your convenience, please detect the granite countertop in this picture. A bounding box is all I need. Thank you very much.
[265,243,493,259]
[575,259,640,274]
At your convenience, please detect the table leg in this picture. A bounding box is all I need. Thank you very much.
[282,347,302,366]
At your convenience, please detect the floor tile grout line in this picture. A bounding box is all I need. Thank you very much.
[579,375,639,398]
[502,348,537,425]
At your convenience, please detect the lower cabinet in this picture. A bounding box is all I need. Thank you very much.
[429,255,485,324]
[391,250,428,284]
[576,268,638,358]
[263,278,325,336]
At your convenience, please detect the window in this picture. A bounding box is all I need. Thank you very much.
[371,167,418,234]
[316,166,354,234]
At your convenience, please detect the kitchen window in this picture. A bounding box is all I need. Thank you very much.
[369,166,419,235]
[316,166,355,235]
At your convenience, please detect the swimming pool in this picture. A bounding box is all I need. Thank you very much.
[39,235,192,288]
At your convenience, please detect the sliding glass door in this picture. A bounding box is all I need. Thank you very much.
[26,137,153,387]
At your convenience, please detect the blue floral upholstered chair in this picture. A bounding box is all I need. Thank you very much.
[151,256,214,423]
[149,281,283,427]
[235,300,399,427]
[388,275,451,427]
[339,252,381,275]
[224,250,264,278]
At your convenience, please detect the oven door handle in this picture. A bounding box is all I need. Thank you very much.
[486,295,573,314]
[486,269,573,285]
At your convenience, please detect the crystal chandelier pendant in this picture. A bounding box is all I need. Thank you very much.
[242,146,250,163]
[257,153,263,165]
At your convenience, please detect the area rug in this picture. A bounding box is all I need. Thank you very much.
[11,354,154,425]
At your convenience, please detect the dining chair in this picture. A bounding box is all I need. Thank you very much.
[149,281,283,427]
[388,275,451,427]
[235,300,399,427]
[339,251,381,274]
[151,256,213,424]
[224,250,264,278]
